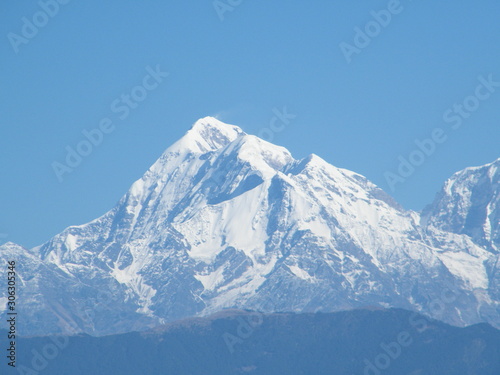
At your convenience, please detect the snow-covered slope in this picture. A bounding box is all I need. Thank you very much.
[0,117,499,336]
[422,158,499,253]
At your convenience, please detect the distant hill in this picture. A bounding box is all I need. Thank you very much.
[4,308,500,374]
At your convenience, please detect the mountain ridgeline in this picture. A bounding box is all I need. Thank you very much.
[0,117,499,336]
[4,309,500,375]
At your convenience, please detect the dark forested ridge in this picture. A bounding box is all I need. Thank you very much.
[4,308,500,375]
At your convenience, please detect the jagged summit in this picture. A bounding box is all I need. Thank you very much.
[1,117,499,336]
[1,241,18,248]
[219,134,294,177]
[189,116,243,133]
[423,157,499,252]
[177,116,245,153]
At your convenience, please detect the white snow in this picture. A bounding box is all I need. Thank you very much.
[438,251,489,289]
[288,265,313,281]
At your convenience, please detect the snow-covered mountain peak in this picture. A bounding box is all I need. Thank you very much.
[222,134,294,177]
[447,157,499,183]
[0,242,29,257]
[423,157,499,252]
[2,118,499,336]
[156,117,245,158]
[298,153,326,169]
[186,116,245,152]
[285,153,334,178]
[2,241,18,248]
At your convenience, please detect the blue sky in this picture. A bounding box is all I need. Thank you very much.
[1,1,499,248]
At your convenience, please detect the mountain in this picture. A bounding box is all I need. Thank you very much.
[0,117,499,336]
[5,309,500,375]
[422,158,499,253]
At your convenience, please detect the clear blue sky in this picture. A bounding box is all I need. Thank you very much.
[1,1,499,248]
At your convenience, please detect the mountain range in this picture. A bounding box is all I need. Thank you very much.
[0,117,499,336]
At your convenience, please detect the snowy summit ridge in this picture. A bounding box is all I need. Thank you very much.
[177,116,245,153]
[1,117,499,336]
